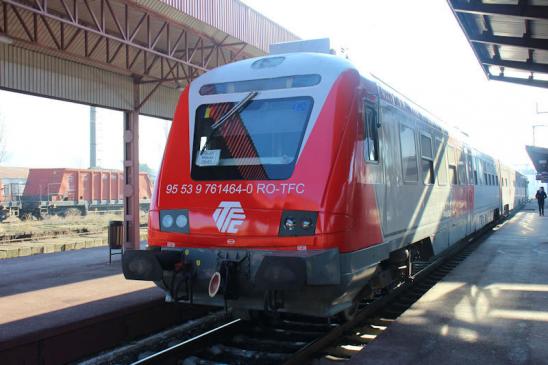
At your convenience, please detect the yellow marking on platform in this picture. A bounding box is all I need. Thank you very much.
[490,309,548,322]
[484,283,548,292]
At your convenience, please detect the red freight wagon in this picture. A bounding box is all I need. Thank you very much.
[21,168,152,219]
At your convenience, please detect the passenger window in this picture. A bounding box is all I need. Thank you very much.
[457,149,467,185]
[477,159,484,185]
[364,102,379,162]
[448,146,458,185]
[420,134,434,184]
[435,138,447,186]
[399,124,418,183]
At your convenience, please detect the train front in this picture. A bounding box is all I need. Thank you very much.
[123,53,361,317]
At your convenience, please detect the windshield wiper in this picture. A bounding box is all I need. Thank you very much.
[200,91,258,155]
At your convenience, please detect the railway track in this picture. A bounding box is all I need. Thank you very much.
[0,228,103,244]
[0,224,148,245]
[90,218,502,365]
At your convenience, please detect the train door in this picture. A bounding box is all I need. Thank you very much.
[448,145,466,244]
[363,95,385,238]
[392,116,422,238]
[379,102,402,238]
[465,148,474,235]
[496,161,504,215]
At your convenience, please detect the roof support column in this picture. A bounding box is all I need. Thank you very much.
[123,81,141,250]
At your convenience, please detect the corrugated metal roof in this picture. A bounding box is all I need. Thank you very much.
[138,0,299,54]
[0,0,299,118]
[449,0,548,88]
[0,43,179,119]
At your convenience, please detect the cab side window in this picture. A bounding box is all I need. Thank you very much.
[364,101,379,162]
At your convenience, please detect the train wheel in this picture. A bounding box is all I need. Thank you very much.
[21,213,34,221]
[63,208,82,218]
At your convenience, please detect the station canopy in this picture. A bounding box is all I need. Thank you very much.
[526,145,548,182]
[0,0,299,118]
[449,0,548,89]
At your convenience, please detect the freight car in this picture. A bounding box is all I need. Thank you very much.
[18,168,153,219]
[0,167,28,220]
[123,44,528,318]
[0,183,25,220]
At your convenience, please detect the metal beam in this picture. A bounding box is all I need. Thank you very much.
[488,74,548,89]
[450,1,548,21]
[481,57,548,74]
[470,33,548,51]
[1,0,249,94]
[4,0,208,72]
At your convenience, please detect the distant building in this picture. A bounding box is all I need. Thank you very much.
[0,166,28,201]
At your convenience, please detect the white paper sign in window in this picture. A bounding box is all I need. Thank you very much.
[197,150,221,166]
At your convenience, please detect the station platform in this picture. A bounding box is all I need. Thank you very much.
[0,245,203,364]
[349,202,548,365]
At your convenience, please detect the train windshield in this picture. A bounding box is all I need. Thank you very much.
[191,96,313,180]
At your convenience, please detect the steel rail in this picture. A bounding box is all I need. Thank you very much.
[130,318,243,365]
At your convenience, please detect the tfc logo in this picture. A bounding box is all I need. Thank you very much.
[213,201,246,233]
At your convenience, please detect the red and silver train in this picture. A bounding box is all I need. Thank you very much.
[123,49,528,317]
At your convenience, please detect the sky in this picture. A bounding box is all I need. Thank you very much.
[0,92,170,172]
[1,0,548,175]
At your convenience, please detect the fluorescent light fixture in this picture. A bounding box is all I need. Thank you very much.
[0,34,14,45]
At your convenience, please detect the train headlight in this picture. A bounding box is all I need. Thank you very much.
[160,209,189,233]
[284,218,296,231]
[162,214,174,228]
[175,214,188,228]
[279,211,317,236]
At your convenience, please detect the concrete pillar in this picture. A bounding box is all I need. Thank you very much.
[123,82,141,250]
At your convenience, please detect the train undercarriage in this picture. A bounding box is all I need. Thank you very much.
[123,237,437,319]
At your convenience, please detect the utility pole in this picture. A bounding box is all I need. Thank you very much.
[533,102,548,147]
[532,124,548,146]
[90,106,97,168]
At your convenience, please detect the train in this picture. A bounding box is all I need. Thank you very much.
[122,44,528,318]
[0,168,153,220]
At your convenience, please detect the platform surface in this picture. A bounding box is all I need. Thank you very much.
[349,203,548,365]
[0,245,159,346]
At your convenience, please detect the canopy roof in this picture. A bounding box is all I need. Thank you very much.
[449,0,548,88]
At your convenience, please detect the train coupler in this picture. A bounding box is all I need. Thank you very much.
[170,256,195,303]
